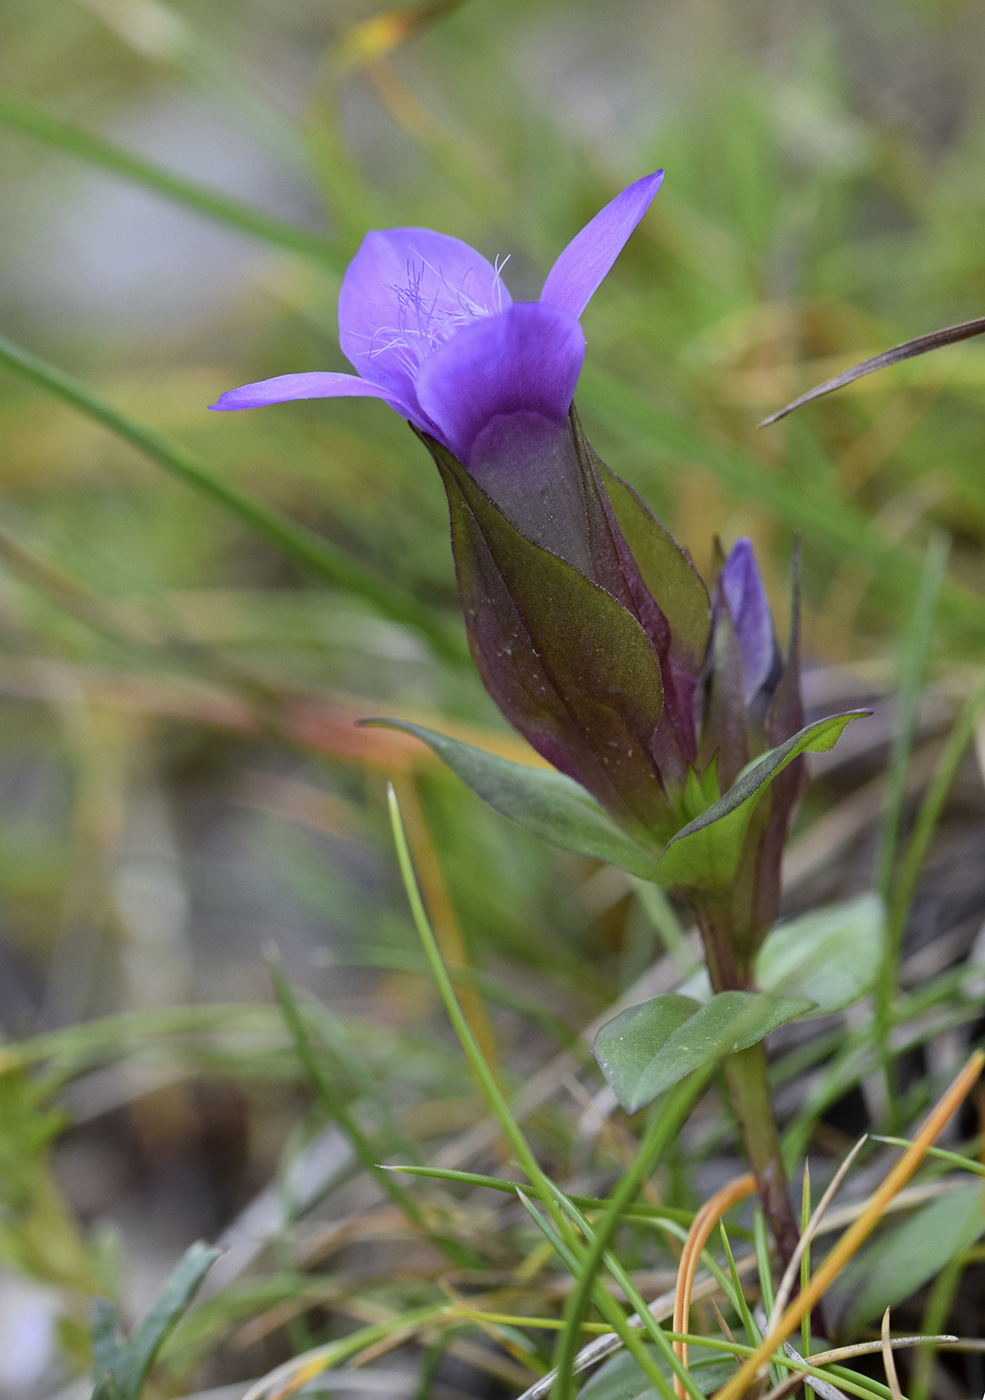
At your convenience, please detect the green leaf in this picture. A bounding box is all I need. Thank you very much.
[829,1182,984,1333]
[363,720,665,881]
[92,1241,220,1400]
[91,1299,122,1400]
[677,893,886,1015]
[657,711,866,893]
[593,990,814,1114]
[756,892,885,1012]
[578,1342,739,1399]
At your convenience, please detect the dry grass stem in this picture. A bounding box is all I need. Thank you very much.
[880,1310,904,1400]
[769,1136,869,1329]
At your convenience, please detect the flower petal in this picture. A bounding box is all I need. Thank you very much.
[539,170,664,320]
[209,371,419,423]
[338,227,511,405]
[415,302,585,463]
[719,539,779,704]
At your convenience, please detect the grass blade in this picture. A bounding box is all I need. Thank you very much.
[386,783,575,1243]
[0,88,343,267]
[884,667,985,1000]
[266,954,433,1239]
[551,1103,710,1400]
[713,1052,985,1400]
[759,316,985,426]
[874,530,949,1117]
[0,330,462,658]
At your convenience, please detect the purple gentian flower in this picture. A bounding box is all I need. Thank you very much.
[211,170,719,838]
[210,170,664,468]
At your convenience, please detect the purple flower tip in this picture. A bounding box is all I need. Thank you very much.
[719,539,779,704]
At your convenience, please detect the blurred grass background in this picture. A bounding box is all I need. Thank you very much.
[1,0,985,1396]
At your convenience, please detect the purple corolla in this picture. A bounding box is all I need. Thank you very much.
[211,170,663,468]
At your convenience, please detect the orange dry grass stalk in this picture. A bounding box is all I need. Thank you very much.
[673,1172,757,1398]
[712,1050,984,1400]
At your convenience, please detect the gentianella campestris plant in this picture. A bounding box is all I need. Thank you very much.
[212,172,862,1264]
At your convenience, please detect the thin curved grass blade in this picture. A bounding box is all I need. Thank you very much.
[759,315,985,426]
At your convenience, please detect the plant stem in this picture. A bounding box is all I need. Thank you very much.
[722,1042,799,1268]
[693,899,799,1268]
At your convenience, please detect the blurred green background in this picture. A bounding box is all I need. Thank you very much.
[1,0,985,1395]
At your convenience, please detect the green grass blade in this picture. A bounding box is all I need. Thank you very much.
[0,330,462,658]
[874,531,950,1117]
[876,532,951,902]
[753,1206,775,1316]
[521,1186,681,1400]
[719,1221,761,1348]
[911,1255,966,1400]
[870,1137,985,1179]
[386,783,578,1246]
[0,88,343,267]
[76,0,313,175]
[515,1190,585,1277]
[112,1242,221,1400]
[801,1166,812,1360]
[885,667,985,993]
[385,1164,696,1224]
[267,953,437,1241]
[547,1184,698,1400]
[550,1081,709,1400]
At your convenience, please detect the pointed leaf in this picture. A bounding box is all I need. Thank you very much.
[593,990,814,1114]
[657,711,867,894]
[425,434,673,838]
[698,589,750,790]
[91,1299,122,1382]
[677,892,887,1014]
[364,719,664,881]
[109,1242,220,1400]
